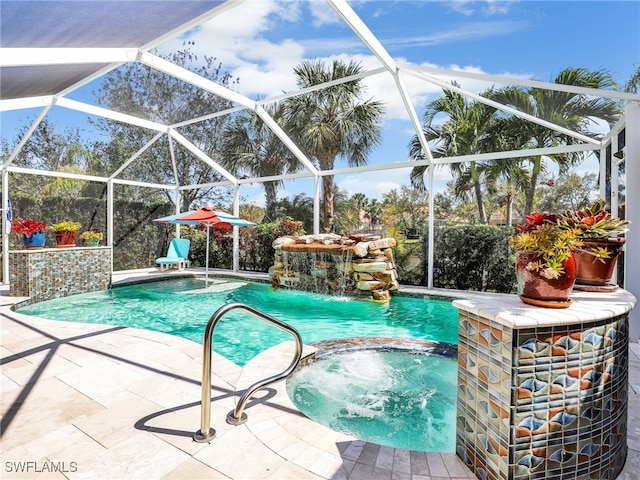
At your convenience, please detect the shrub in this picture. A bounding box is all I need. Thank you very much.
[394,225,516,293]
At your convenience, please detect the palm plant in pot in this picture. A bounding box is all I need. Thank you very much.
[51,221,81,248]
[510,213,582,307]
[558,199,630,288]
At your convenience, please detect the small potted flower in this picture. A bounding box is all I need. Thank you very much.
[11,219,48,249]
[510,213,582,307]
[50,221,81,248]
[79,230,103,247]
[558,199,630,287]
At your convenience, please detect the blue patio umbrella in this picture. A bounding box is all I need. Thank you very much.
[153,206,254,283]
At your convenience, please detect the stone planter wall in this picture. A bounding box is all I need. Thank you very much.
[269,234,399,301]
[9,247,112,303]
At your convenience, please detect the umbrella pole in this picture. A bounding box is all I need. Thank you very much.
[205,225,210,285]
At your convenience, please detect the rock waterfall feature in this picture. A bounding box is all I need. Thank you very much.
[269,234,399,301]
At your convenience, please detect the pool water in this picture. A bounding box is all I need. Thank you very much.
[16,277,458,366]
[287,349,458,451]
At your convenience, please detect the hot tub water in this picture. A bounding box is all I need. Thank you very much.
[286,348,458,451]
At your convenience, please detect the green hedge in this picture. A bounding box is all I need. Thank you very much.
[3,194,515,293]
[394,225,517,293]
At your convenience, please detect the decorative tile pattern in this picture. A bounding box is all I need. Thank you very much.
[9,247,112,302]
[456,309,628,480]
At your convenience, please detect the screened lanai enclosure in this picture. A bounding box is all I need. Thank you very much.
[1,0,639,337]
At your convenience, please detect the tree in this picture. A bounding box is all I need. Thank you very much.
[479,119,533,226]
[350,193,368,210]
[363,198,383,233]
[94,43,239,210]
[8,117,100,199]
[382,186,430,236]
[238,204,265,225]
[221,102,301,221]
[536,172,597,213]
[624,64,640,93]
[409,85,498,224]
[273,193,314,233]
[488,67,621,216]
[285,59,385,232]
[334,200,361,236]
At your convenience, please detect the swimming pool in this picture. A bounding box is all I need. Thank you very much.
[16,277,459,366]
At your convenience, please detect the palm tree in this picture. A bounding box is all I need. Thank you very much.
[479,117,534,225]
[274,193,314,233]
[221,102,300,221]
[624,65,640,93]
[488,67,621,216]
[350,192,368,211]
[285,59,385,232]
[409,85,498,224]
[481,161,530,226]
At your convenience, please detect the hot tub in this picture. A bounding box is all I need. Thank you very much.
[286,337,458,451]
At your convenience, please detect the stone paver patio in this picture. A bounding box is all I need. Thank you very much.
[1,268,638,479]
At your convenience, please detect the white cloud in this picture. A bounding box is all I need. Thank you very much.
[157,0,539,124]
[335,164,453,200]
[445,0,516,17]
[155,0,548,204]
[448,0,475,16]
[308,0,342,27]
[483,1,517,16]
[381,20,528,48]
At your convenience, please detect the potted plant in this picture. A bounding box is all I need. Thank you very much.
[79,230,103,247]
[510,213,582,307]
[558,199,630,287]
[51,221,81,248]
[12,219,48,249]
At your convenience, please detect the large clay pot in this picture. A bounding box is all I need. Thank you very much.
[574,238,625,286]
[516,252,576,306]
[55,230,77,248]
[23,232,46,249]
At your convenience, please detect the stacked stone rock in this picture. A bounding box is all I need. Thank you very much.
[269,233,399,301]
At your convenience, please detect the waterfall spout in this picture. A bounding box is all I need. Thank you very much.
[270,234,399,302]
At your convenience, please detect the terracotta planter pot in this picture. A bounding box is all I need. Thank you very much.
[574,238,625,286]
[55,230,77,248]
[516,252,576,306]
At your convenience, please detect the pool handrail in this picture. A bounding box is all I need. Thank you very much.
[193,302,303,443]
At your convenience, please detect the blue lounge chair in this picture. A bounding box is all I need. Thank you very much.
[156,238,191,270]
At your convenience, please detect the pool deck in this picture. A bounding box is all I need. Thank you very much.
[1,268,639,480]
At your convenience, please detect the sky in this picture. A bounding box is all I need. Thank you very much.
[2,0,639,207]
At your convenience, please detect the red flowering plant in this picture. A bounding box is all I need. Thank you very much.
[11,219,48,236]
[510,212,582,279]
[558,199,629,239]
[210,222,233,238]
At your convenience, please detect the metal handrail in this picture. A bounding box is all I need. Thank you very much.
[193,302,303,443]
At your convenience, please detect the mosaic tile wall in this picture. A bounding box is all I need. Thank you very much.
[456,310,629,480]
[9,248,112,302]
